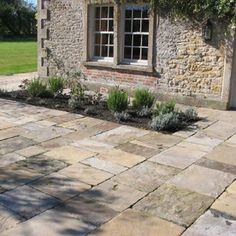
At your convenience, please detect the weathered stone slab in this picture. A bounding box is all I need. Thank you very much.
[97,149,146,168]
[136,132,183,148]
[17,155,68,175]
[0,205,23,234]
[39,137,73,150]
[82,180,146,212]
[185,132,223,148]
[196,158,236,175]
[16,145,46,157]
[226,134,236,146]
[81,157,127,175]
[54,196,118,226]
[0,164,41,190]
[170,165,235,198]
[183,210,236,236]
[150,146,206,169]
[45,145,96,164]
[116,142,159,158]
[134,184,214,227]
[0,120,16,130]
[1,208,96,236]
[30,173,91,201]
[93,126,149,145]
[46,113,83,125]
[173,128,197,138]
[0,136,36,155]
[204,144,236,166]
[73,138,115,153]
[0,186,59,219]
[89,209,185,236]
[0,127,23,141]
[113,161,179,192]
[0,153,25,167]
[177,141,213,153]
[59,163,113,186]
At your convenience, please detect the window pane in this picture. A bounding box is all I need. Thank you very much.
[101,7,108,18]
[142,48,148,60]
[133,48,140,60]
[94,46,100,57]
[125,20,132,32]
[95,20,100,31]
[133,10,141,18]
[125,10,132,18]
[101,20,107,31]
[95,34,101,44]
[142,20,149,32]
[109,7,114,18]
[102,34,109,45]
[101,46,108,57]
[133,35,141,46]
[124,47,132,59]
[142,35,148,46]
[110,34,114,44]
[133,20,140,32]
[142,10,148,19]
[109,20,113,31]
[95,7,100,18]
[125,35,132,46]
[109,46,113,57]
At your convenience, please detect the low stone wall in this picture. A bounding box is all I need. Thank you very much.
[38,0,235,109]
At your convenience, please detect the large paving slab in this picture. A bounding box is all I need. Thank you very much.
[0,186,59,219]
[134,184,214,227]
[170,165,235,198]
[88,209,185,236]
[0,153,25,167]
[183,210,236,236]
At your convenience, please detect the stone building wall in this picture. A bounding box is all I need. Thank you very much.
[38,0,235,109]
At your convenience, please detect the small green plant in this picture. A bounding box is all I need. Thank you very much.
[27,79,48,98]
[48,77,64,96]
[133,88,155,110]
[153,101,176,116]
[107,88,128,113]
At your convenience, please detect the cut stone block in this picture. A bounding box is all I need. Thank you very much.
[81,157,127,175]
[113,161,179,192]
[134,184,214,227]
[170,165,235,198]
[0,205,22,234]
[0,127,23,141]
[0,136,36,155]
[82,180,146,212]
[177,141,213,153]
[0,153,25,167]
[17,154,68,175]
[16,145,46,157]
[0,186,59,219]
[204,144,236,167]
[226,134,236,146]
[30,173,91,201]
[59,163,113,186]
[39,137,73,150]
[44,145,96,164]
[183,210,236,236]
[0,120,16,130]
[89,209,185,236]
[116,142,159,158]
[97,149,146,168]
[93,126,149,145]
[150,146,206,169]
[46,113,83,125]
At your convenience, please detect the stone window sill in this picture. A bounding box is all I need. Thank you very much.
[83,61,154,73]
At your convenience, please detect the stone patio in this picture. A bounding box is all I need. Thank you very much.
[0,98,236,235]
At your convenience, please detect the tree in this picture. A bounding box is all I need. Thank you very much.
[0,0,37,36]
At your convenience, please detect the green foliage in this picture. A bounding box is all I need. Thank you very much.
[133,88,155,110]
[179,107,199,122]
[48,77,64,96]
[154,101,176,116]
[107,88,128,113]
[114,111,131,122]
[27,79,48,98]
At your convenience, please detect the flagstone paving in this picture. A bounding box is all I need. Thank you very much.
[0,98,236,235]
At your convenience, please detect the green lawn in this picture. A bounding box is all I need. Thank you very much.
[0,40,37,75]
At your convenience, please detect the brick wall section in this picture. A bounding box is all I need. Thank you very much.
[39,0,234,108]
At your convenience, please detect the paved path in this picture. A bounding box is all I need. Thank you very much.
[0,72,37,91]
[0,98,236,235]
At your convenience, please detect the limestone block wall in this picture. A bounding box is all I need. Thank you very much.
[38,0,235,109]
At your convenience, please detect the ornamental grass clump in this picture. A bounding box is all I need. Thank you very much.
[133,88,155,110]
[27,78,48,98]
[107,88,128,113]
[48,77,64,96]
[153,100,176,116]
